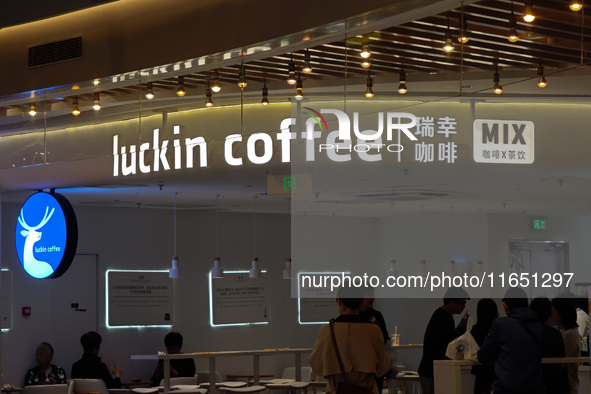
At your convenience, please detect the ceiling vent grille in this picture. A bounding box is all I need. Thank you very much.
[28,37,82,67]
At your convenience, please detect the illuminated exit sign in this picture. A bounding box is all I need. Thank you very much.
[266,174,313,195]
[532,218,547,230]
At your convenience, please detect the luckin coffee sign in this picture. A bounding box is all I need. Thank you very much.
[15,192,78,279]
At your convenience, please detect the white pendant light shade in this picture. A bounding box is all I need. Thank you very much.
[283,258,292,279]
[212,257,223,278]
[387,259,399,277]
[169,256,180,278]
[249,257,261,278]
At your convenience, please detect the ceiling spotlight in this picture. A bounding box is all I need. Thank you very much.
[361,58,371,69]
[537,62,547,88]
[508,4,519,43]
[287,54,297,85]
[238,62,247,89]
[205,83,213,108]
[523,0,535,22]
[176,76,186,97]
[72,96,80,116]
[398,66,407,94]
[145,82,155,100]
[570,0,583,11]
[212,70,221,93]
[360,42,371,59]
[365,71,374,98]
[295,74,303,101]
[443,17,454,52]
[458,16,469,44]
[29,104,36,117]
[93,93,101,110]
[261,80,269,106]
[303,49,312,74]
[493,65,503,94]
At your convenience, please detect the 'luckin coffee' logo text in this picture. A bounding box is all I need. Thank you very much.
[113,110,418,176]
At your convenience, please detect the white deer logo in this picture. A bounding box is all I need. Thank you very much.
[18,206,55,278]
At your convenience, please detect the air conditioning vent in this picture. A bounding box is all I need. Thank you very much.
[28,37,82,67]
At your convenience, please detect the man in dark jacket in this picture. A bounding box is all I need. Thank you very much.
[477,288,544,394]
[71,331,122,388]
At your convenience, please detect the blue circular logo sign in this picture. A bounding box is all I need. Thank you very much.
[15,192,78,279]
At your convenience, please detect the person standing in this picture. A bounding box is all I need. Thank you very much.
[23,342,67,386]
[309,287,390,394]
[418,287,470,394]
[470,298,498,394]
[360,288,390,394]
[477,288,544,394]
[552,297,581,394]
[71,331,122,388]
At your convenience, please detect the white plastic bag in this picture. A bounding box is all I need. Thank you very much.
[445,318,479,361]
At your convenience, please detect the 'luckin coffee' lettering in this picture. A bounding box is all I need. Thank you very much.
[113,111,418,176]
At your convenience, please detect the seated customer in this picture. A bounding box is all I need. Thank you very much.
[24,342,67,386]
[150,332,195,386]
[71,331,122,388]
[309,287,390,394]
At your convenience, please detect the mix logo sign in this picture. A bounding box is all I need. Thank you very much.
[473,119,534,164]
[15,192,78,279]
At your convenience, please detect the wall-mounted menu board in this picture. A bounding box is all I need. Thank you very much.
[1,270,11,330]
[297,272,338,324]
[210,272,269,326]
[106,270,173,327]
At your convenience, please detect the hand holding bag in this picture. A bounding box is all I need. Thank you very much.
[329,319,374,394]
[445,317,480,361]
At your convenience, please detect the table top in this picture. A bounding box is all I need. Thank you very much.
[158,348,313,360]
[434,356,591,366]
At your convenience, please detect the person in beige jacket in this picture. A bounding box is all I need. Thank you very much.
[309,287,391,394]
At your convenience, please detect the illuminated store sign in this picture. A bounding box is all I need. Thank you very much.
[15,192,78,279]
[112,109,535,177]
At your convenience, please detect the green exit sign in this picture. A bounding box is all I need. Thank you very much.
[532,218,547,230]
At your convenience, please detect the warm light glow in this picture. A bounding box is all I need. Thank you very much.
[494,84,503,94]
[458,35,469,44]
[145,83,154,100]
[93,93,101,111]
[365,75,374,98]
[537,75,547,88]
[238,64,247,88]
[523,1,535,22]
[93,79,100,86]
[261,82,269,106]
[508,33,519,42]
[176,86,186,96]
[28,104,36,117]
[212,81,221,93]
[72,106,80,116]
[205,86,213,108]
[570,1,583,11]
[398,82,407,94]
[360,43,371,59]
[295,75,303,100]
[443,38,454,52]
[287,74,297,85]
[361,59,371,68]
[287,58,297,85]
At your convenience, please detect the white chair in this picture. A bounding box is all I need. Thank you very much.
[23,384,70,394]
[159,377,199,386]
[217,386,266,394]
[196,372,245,390]
[264,367,312,394]
[71,379,109,394]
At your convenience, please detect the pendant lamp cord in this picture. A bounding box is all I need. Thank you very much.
[253,195,257,256]
[173,192,177,256]
[215,194,220,257]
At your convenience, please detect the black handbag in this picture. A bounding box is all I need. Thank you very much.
[329,319,374,394]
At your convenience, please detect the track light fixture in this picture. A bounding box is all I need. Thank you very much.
[508,3,519,43]
[72,96,80,116]
[176,76,186,96]
[303,49,312,74]
[458,15,469,44]
[287,54,297,85]
[93,93,101,110]
[398,66,407,94]
[570,0,583,11]
[523,0,535,22]
[295,74,303,100]
[365,71,374,98]
[205,82,213,108]
[443,17,454,52]
[212,70,221,93]
[261,80,269,106]
[360,41,371,59]
[29,104,36,116]
[537,62,547,88]
[493,65,503,94]
[145,82,155,100]
[238,62,247,89]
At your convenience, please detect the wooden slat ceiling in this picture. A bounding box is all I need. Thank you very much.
[11,0,591,112]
